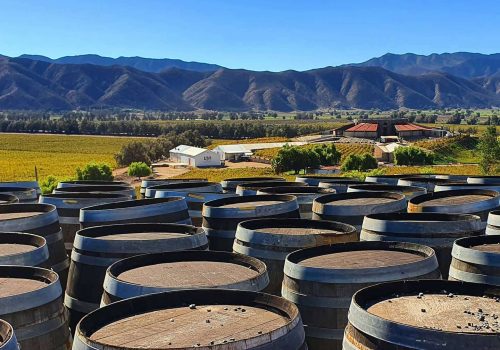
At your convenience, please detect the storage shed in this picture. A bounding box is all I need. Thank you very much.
[169,145,221,167]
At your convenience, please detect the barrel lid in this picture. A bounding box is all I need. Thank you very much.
[80,197,184,211]
[203,194,298,218]
[408,189,500,213]
[313,192,406,216]
[0,243,37,257]
[284,241,438,283]
[348,184,426,193]
[0,194,18,204]
[349,280,500,347]
[257,186,332,195]
[77,289,302,350]
[107,251,267,291]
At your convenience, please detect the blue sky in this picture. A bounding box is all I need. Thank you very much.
[0,0,498,71]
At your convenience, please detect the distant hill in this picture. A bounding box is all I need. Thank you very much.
[18,54,223,73]
[351,52,500,78]
[0,57,498,111]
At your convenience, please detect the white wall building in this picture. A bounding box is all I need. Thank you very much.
[169,145,221,168]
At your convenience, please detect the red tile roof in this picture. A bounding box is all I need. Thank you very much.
[346,123,378,132]
[394,123,431,132]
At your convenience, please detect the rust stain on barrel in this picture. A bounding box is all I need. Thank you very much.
[89,305,288,348]
[117,261,259,288]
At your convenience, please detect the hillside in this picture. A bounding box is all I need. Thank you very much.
[0,57,499,111]
[352,52,500,78]
[18,54,223,73]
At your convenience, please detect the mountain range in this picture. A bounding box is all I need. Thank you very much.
[0,52,499,111]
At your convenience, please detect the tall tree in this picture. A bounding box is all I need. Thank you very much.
[478,126,500,175]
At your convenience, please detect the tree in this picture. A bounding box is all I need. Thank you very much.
[341,153,378,171]
[478,126,500,175]
[76,163,114,181]
[128,162,152,178]
[115,141,152,166]
[40,175,60,194]
[311,144,341,165]
[272,145,320,174]
[394,146,434,166]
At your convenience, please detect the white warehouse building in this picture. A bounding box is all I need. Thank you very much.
[169,145,221,168]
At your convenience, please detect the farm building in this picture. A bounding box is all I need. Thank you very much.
[374,142,407,163]
[213,142,307,161]
[169,145,221,167]
[343,123,379,138]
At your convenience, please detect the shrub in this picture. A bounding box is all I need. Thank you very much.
[394,146,434,166]
[128,162,152,178]
[76,163,114,181]
[40,175,60,194]
[272,145,320,174]
[310,143,341,165]
[341,153,378,171]
[115,141,152,166]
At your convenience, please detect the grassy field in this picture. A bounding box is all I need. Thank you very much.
[0,134,140,182]
[172,167,295,182]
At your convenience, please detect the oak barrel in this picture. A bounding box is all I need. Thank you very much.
[202,194,300,251]
[434,182,500,192]
[74,289,307,350]
[317,180,365,194]
[56,180,129,189]
[101,250,269,305]
[154,191,239,226]
[347,184,427,200]
[0,319,18,350]
[343,280,500,350]
[54,185,135,199]
[221,176,285,192]
[398,176,458,192]
[257,186,333,219]
[449,235,500,286]
[65,223,208,332]
[487,210,500,235]
[0,181,40,197]
[0,266,71,350]
[233,218,357,295]
[39,192,130,254]
[408,189,500,230]
[236,181,304,196]
[361,213,484,278]
[0,232,49,267]
[0,194,18,205]
[145,181,222,199]
[282,241,440,350]
[0,187,37,204]
[312,192,407,231]
[140,178,207,198]
[295,176,353,187]
[0,204,69,287]
[79,197,192,228]
[364,174,416,185]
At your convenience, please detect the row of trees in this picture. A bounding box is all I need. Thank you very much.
[0,119,335,138]
[394,147,435,166]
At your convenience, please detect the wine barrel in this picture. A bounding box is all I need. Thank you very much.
[408,189,500,230]
[54,185,135,199]
[487,210,500,235]
[101,250,269,305]
[145,181,222,199]
[257,186,333,219]
[237,181,304,196]
[398,176,458,192]
[295,176,353,187]
[0,232,49,267]
[39,193,130,254]
[65,223,208,332]
[140,178,207,198]
[282,241,440,350]
[0,187,37,204]
[365,174,416,185]
[0,204,69,287]
[202,194,300,251]
[233,218,357,295]
[0,266,71,350]
[361,213,484,278]
[79,197,192,228]
[347,184,427,200]
[154,191,239,226]
[449,235,500,286]
[56,180,129,189]
[434,182,500,192]
[74,289,307,350]
[318,180,365,194]
[0,194,18,205]
[0,319,18,350]
[221,177,285,192]
[468,176,500,185]
[343,280,500,350]
[0,181,40,197]
[312,192,407,231]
